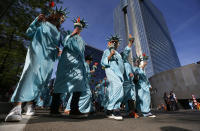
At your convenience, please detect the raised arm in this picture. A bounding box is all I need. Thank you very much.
[26,14,45,38]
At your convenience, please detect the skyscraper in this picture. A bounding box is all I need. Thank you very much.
[114,0,181,78]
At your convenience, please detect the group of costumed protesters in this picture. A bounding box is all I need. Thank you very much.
[101,35,155,120]
[5,4,155,122]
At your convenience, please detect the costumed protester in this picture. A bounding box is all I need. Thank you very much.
[92,62,98,72]
[50,17,89,118]
[134,54,156,117]
[34,76,53,110]
[5,4,68,122]
[121,34,139,118]
[42,78,55,109]
[94,80,104,112]
[64,55,95,115]
[35,95,44,109]
[64,93,72,115]
[93,78,109,112]
[101,35,124,120]
[23,76,53,115]
[93,81,102,112]
[42,87,53,109]
[99,77,109,111]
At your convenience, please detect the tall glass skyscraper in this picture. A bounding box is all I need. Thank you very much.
[114,0,181,78]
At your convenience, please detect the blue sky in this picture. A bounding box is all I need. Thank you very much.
[60,0,200,66]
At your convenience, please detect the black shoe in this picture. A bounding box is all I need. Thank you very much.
[50,111,62,117]
[69,92,88,119]
[50,93,62,117]
[106,110,113,118]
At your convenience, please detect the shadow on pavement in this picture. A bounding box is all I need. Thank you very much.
[152,110,200,125]
[160,126,192,131]
[26,112,107,124]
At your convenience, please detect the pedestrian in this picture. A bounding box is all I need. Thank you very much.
[169,91,177,111]
[134,54,156,117]
[93,81,101,112]
[101,35,124,120]
[192,94,198,109]
[189,100,193,110]
[64,55,95,116]
[5,7,67,122]
[100,77,109,111]
[50,17,89,118]
[163,92,170,111]
[121,34,139,118]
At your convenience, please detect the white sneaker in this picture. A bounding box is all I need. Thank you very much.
[106,110,114,118]
[113,115,123,120]
[25,110,35,116]
[107,114,115,119]
[5,106,22,122]
[143,112,156,118]
[147,113,156,118]
[107,111,123,121]
[148,115,156,118]
[24,104,35,116]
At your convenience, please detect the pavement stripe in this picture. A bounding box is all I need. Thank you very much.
[0,115,32,131]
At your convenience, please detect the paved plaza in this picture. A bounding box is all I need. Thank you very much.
[0,110,200,131]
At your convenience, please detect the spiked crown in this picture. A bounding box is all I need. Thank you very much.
[54,6,69,17]
[133,56,141,63]
[107,35,122,42]
[133,54,148,65]
[72,17,88,28]
[49,5,69,17]
[107,35,122,48]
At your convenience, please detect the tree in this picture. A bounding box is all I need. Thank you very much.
[0,0,63,101]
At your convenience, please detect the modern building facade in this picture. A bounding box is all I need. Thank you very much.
[149,63,200,109]
[114,0,181,78]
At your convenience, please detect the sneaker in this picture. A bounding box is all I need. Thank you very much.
[5,106,22,122]
[112,111,123,121]
[107,114,115,119]
[143,112,156,118]
[24,104,35,116]
[106,110,114,118]
[50,106,62,117]
[148,114,156,118]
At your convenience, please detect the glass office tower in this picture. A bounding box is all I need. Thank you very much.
[114,0,180,78]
